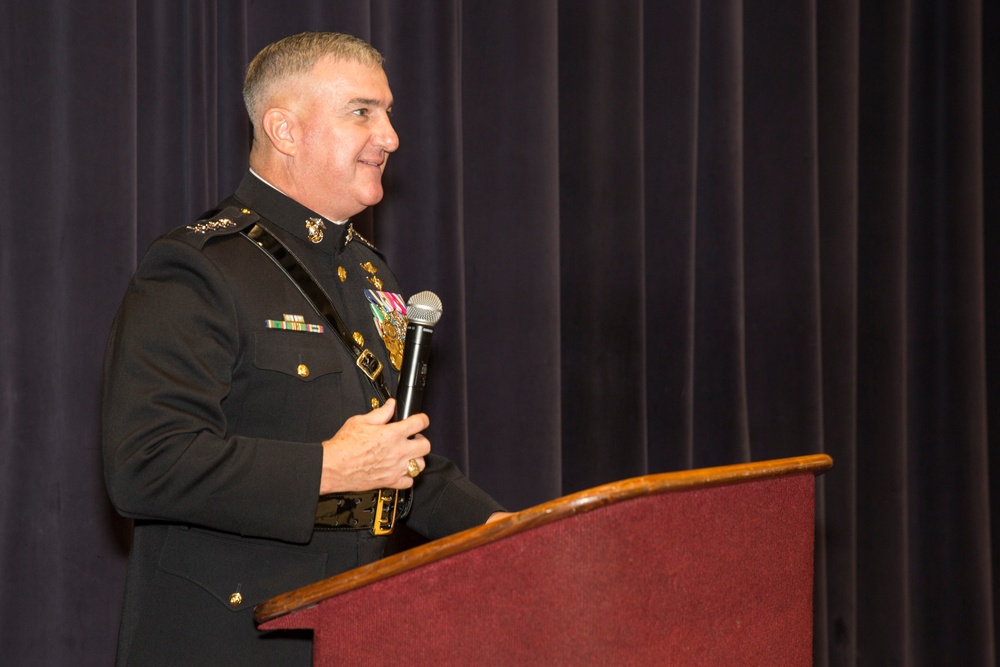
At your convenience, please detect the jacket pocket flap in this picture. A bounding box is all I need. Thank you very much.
[253,330,343,381]
[159,527,328,611]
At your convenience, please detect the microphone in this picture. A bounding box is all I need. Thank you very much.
[393,291,443,421]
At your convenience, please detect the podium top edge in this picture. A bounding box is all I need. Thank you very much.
[255,453,832,624]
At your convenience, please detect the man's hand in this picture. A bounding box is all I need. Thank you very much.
[319,399,430,494]
[486,511,514,523]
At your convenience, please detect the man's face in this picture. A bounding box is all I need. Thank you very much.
[286,56,398,221]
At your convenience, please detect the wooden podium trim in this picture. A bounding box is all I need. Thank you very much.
[255,453,832,623]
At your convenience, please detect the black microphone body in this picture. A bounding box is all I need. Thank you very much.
[393,291,442,421]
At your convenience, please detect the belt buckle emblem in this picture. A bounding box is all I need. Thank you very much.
[372,489,399,535]
[356,348,383,381]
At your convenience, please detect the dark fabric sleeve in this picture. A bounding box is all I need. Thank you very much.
[405,454,505,540]
[101,237,322,544]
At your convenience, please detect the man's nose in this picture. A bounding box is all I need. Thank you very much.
[375,116,399,153]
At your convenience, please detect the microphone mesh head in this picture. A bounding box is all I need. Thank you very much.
[406,291,443,327]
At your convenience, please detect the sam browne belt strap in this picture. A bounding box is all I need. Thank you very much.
[240,220,411,535]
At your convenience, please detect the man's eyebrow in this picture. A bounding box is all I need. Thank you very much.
[348,97,392,108]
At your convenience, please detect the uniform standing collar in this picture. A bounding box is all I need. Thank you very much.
[233,171,352,255]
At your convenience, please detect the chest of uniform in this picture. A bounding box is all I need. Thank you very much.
[216,236,408,435]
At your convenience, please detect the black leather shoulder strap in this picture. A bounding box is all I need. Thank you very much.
[241,221,392,404]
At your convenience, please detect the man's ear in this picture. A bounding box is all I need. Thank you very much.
[260,108,298,157]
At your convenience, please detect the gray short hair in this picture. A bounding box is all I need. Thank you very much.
[243,32,385,127]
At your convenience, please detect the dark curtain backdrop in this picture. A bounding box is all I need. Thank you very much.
[2,1,997,665]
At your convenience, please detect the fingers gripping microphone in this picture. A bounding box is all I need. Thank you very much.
[393,291,443,421]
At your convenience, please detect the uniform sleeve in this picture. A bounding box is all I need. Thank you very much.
[102,237,322,544]
[405,454,505,540]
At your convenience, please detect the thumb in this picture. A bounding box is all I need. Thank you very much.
[366,398,396,424]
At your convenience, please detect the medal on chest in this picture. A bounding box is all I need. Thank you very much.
[365,289,407,371]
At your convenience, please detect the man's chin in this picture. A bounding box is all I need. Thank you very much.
[359,187,385,208]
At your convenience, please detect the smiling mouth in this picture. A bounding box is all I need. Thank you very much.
[359,160,384,171]
[359,149,388,169]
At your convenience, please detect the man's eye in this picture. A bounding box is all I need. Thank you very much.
[353,108,369,118]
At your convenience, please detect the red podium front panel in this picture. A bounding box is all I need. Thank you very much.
[258,455,830,666]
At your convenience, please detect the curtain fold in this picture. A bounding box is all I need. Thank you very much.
[643,1,702,474]
[557,2,650,492]
[814,3,861,665]
[1,1,996,665]
[903,2,993,664]
[456,2,565,506]
[0,1,139,661]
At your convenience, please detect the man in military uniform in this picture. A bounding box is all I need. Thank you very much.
[102,32,508,666]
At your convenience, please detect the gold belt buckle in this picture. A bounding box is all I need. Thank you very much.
[356,348,383,381]
[372,488,399,535]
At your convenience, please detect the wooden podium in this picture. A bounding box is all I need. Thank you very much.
[256,454,832,666]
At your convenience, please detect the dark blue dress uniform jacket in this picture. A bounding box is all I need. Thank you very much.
[102,172,502,666]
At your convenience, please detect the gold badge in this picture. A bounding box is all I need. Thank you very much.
[361,262,383,290]
[338,266,347,282]
[380,309,407,370]
[305,217,326,244]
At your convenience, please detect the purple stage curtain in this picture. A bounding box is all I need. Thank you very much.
[1,1,997,665]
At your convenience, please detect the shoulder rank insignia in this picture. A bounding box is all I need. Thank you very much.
[186,218,237,234]
[175,205,260,249]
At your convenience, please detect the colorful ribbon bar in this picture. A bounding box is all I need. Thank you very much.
[265,320,324,333]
